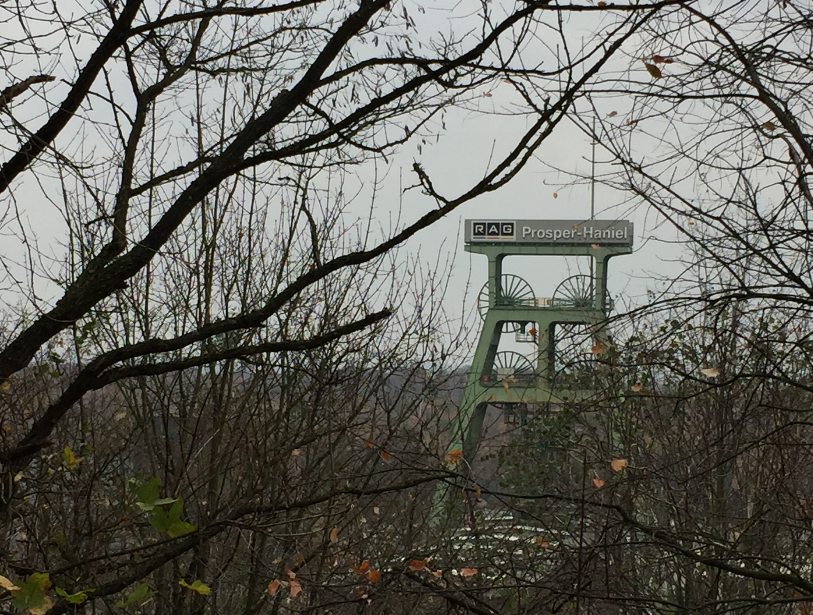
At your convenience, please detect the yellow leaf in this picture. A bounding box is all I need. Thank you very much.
[644,62,662,79]
[445,449,464,464]
[267,580,281,596]
[178,580,210,596]
[62,446,82,469]
[534,537,551,548]
[631,383,642,392]
[611,458,627,472]
[0,380,10,394]
[329,527,339,543]
[366,569,381,583]
[461,568,478,577]
[592,478,606,489]
[0,575,20,591]
[701,367,720,378]
[409,560,425,571]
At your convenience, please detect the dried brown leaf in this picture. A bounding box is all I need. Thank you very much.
[289,579,303,598]
[644,63,662,79]
[611,458,627,472]
[0,575,20,591]
[445,449,464,464]
[409,560,425,571]
[591,341,608,355]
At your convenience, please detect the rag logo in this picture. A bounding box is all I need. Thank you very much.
[472,221,515,240]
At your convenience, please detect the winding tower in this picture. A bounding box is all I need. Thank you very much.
[458,218,633,458]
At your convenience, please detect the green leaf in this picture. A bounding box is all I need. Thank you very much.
[149,506,170,533]
[56,586,94,604]
[166,520,196,538]
[167,497,184,523]
[135,477,161,509]
[11,573,54,615]
[115,583,154,608]
[149,497,195,537]
[178,580,210,595]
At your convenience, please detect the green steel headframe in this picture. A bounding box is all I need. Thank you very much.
[457,219,634,459]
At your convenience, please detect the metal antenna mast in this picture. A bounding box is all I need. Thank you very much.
[591,117,597,221]
[590,117,597,286]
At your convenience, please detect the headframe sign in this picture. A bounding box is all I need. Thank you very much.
[465,219,633,246]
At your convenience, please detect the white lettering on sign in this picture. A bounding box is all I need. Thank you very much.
[521,225,628,241]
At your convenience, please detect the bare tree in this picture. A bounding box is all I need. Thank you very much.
[0,0,685,614]
[465,2,813,613]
